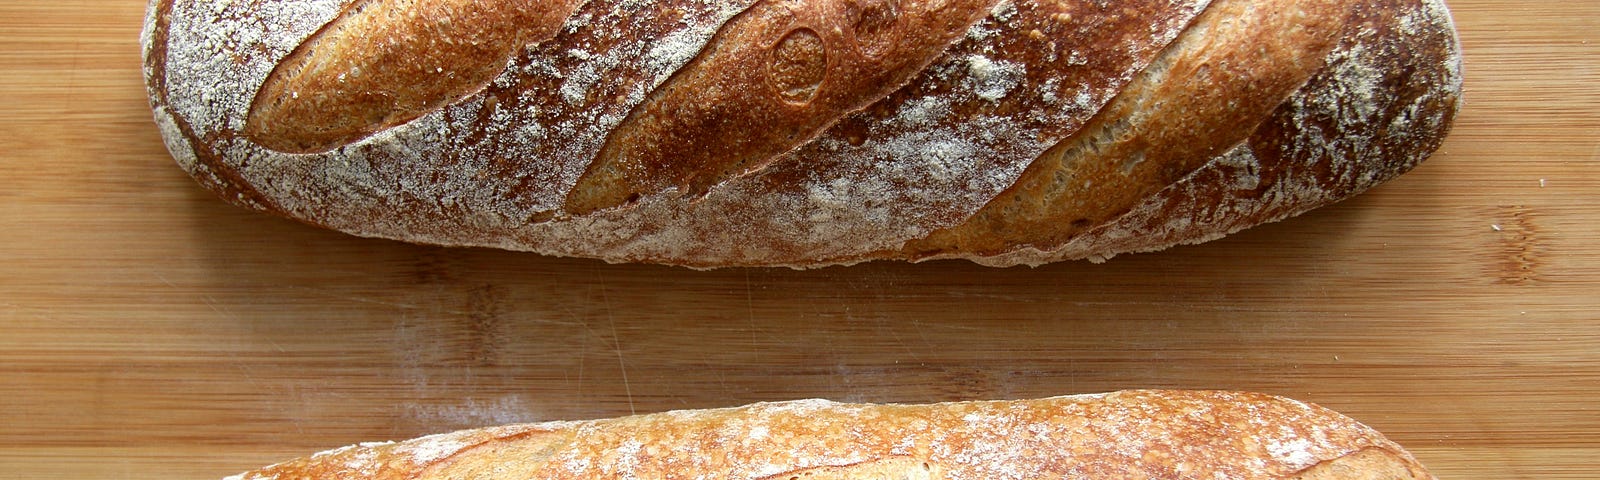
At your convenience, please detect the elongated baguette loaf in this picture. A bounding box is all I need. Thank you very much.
[223,390,1434,479]
[143,0,1461,268]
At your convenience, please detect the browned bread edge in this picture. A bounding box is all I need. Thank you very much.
[143,0,1462,268]
[223,390,1434,480]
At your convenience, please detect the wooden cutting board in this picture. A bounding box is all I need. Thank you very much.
[2,1,1596,478]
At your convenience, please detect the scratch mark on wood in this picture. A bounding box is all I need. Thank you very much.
[745,269,759,347]
[286,285,422,310]
[597,269,635,415]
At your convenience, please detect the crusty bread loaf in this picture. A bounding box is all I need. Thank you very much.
[221,390,1435,480]
[142,0,1461,268]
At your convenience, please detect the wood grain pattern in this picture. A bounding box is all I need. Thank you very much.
[1,1,1596,479]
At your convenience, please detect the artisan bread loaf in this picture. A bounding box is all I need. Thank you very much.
[142,0,1462,268]
[221,390,1435,480]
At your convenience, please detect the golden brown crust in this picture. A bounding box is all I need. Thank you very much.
[973,0,1462,266]
[225,391,1435,480]
[564,0,999,214]
[246,0,583,154]
[905,0,1358,256]
[1291,448,1436,480]
[144,0,1462,268]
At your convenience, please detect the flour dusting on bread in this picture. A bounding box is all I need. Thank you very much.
[217,391,1435,479]
[145,0,1461,268]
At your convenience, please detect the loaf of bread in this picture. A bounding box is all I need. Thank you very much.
[143,0,1462,268]
[221,390,1434,479]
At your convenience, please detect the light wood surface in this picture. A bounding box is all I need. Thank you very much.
[2,1,1596,478]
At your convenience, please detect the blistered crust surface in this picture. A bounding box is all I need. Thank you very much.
[225,391,1432,480]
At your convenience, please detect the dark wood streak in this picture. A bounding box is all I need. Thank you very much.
[462,284,507,367]
[1481,205,1545,285]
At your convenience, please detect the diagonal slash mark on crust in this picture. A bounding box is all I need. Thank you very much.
[906,0,1357,257]
[244,0,586,154]
[942,0,1465,267]
[659,0,1216,265]
[563,0,1006,215]
[144,0,1459,268]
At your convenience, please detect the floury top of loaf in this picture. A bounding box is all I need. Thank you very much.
[220,391,1437,480]
[143,0,1462,268]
